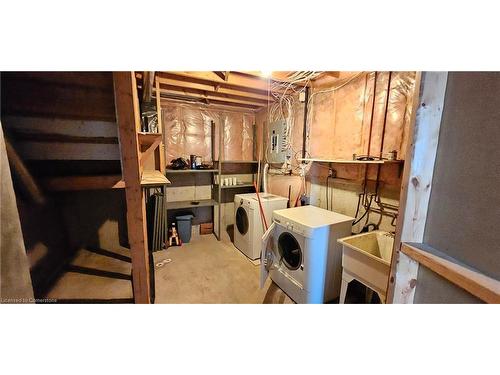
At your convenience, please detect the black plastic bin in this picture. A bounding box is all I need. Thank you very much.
[176,214,194,243]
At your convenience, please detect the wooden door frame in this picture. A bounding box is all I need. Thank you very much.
[386,71,449,303]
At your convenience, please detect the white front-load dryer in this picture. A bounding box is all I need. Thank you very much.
[261,205,354,303]
[234,193,288,260]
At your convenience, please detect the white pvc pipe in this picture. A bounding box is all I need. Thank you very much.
[262,163,269,193]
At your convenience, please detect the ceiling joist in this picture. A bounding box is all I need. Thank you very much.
[155,84,268,107]
[138,71,338,111]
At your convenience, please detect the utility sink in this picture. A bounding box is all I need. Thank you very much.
[337,231,394,303]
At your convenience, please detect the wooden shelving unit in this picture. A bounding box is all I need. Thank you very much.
[217,183,254,189]
[221,160,259,164]
[166,199,217,210]
[141,170,170,187]
[138,132,162,146]
[166,168,218,174]
[163,119,258,241]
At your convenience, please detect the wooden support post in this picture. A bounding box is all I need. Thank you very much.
[155,78,165,172]
[386,72,448,303]
[113,72,151,304]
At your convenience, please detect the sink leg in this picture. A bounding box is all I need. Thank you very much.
[339,271,354,304]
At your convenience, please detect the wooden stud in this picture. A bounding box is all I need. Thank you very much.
[155,79,166,172]
[387,72,448,303]
[113,72,151,304]
[142,71,155,102]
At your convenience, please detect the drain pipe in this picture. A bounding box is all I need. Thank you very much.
[262,163,269,193]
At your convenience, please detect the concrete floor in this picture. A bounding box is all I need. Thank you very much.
[154,234,292,303]
[45,234,293,303]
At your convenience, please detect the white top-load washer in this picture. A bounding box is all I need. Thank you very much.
[261,205,354,303]
[234,193,288,260]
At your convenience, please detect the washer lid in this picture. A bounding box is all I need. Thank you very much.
[273,205,354,229]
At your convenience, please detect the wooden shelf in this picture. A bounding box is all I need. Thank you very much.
[165,168,218,174]
[298,157,385,164]
[401,242,500,303]
[140,170,171,186]
[216,183,254,189]
[216,160,259,164]
[138,132,162,145]
[166,199,217,210]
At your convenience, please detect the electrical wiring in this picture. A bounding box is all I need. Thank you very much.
[265,72,368,194]
[265,72,322,171]
[304,72,368,156]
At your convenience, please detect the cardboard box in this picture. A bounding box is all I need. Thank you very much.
[200,222,213,235]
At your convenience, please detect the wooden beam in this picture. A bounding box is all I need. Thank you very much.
[387,72,448,303]
[157,72,271,97]
[165,71,271,91]
[155,79,166,172]
[156,76,272,102]
[158,95,260,110]
[158,98,260,114]
[213,71,226,81]
[41,175,125,191]
[113,72,151,304]
[142,71,155,102]
[4,137,46,205]
[140,135,162,167]
[156,84,268,107]
[401,242,500,304]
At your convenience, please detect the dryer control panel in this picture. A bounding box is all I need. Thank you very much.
[274,218,314,238]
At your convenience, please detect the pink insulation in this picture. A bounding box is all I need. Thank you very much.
[162,102,256,164]
[254,72,417,200]
[222,112,255,161]
[308,72,416,161]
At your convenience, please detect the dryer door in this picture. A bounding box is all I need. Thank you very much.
[278,231,303,271]
[235,206,249,235]
[260,222,276,288]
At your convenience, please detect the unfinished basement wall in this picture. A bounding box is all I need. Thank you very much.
[160,101,256,236]
[1,72,127,297]
[413,72,500,303]
[257,72,416,233]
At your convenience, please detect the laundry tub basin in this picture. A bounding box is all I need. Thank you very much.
[337,231,394,302]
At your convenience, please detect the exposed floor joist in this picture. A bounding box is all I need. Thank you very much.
[156,76,271,101]
[154,85,268,107]
[156,94,261,110]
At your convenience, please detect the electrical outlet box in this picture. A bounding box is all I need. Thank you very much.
[299,91,306,102]
[267,120,290,163]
